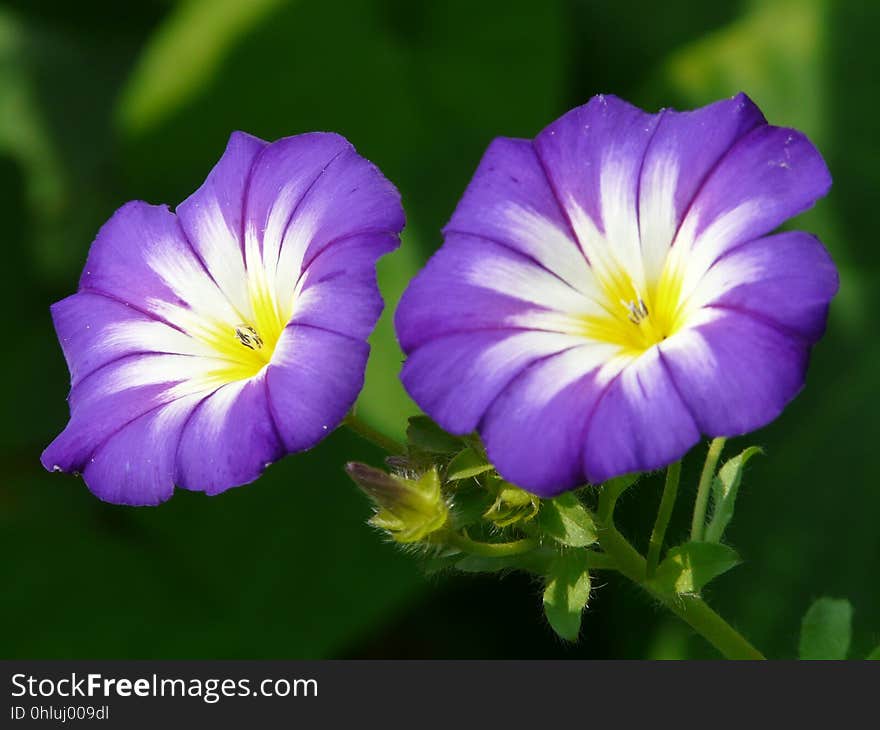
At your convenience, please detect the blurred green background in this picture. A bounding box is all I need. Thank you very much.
[1,0,878,659]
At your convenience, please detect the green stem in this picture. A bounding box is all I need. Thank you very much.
[595,486,764,660]
[445,532,538,558]
[646,460,681,577]
[343,412,405,455]
[691,437,726,542]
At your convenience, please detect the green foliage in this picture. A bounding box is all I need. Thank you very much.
[446,447,493,481]
[705,447,763,544]
[543,552,592,642]
[536,493,598,548]
[406,416,463,456]
[117,0,288,136]
[651,542,741,596]
[867,645,880,660]
[799,598,853,660]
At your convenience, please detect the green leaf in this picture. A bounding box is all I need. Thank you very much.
[799,598,853,660]
[405,415,463,455]
[446,447,493,481]
[867,645,880,660]
[704,446,763,543]
[537,493,598,548]
[448,487,495,530]
[651,542,741,595]
[542,552,592,642]
[117,0,288,136]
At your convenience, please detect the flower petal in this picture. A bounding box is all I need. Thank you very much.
[687,231,839,341]
[674,123,831,290]
[396,233,594,352]
[79,200,241,330]
[176,373,283,496]
[443,136,591,293]
[291,232,397,340]
[265,325,370,452]
[271,144,405,313]
[638,93,765,278]
[176,131,267,317]
[41,353,215,474]
[399,330,585,434]
[659,308,810,436]
[582,347,700,483]
[481,344,626,495]
[82,395,202,506]
[50,291,212,387]
[533,94,660,289]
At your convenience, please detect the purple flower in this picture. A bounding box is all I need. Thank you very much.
[43,131,404,505]
[396,94,837,496]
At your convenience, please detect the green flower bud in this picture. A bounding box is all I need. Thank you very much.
[483,480,540,528]
[346,463,449,544]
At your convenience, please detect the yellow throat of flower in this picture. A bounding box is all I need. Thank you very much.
[194,272,290,385]
[581,260,689,357]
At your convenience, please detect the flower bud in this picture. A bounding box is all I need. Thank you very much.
[346,463,449,543]
[483,480,540,528]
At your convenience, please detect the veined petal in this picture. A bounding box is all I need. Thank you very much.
[292,232,397,341]
[582,347,700,483]
[534,94,660,291]
[176,372,283,496]
[659,308,810,436]
[82,395,202,506]
[400,329,586,435]
[395,233,595,351]
[481,345,628,495]
[266,324,370,453]
[638,93,765,281]
[176,131,267,318]
[444,137,593,294]
[686,231,839,341]
[50,291,213,387]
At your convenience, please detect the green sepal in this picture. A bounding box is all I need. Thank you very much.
[542,551,592,642]
[483,479,540,527]
[798,598,853,660]
[448,486,496,530]
[705,446,763,543]
[406,415,464,455]
[650,541,741,596]
[446,446,493,481]
[535,493,597,547]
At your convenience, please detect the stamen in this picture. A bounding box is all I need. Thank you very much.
[622,298,649,325]
[234,324,264,350]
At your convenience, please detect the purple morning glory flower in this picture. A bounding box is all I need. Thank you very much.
[43,131,404,505]
[396,94,837,496]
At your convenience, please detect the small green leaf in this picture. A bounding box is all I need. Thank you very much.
[705,447,763,544]
[799,598,853,660]
[446,447,493,481]
[866,645,880,660]
[537,493,597,548]
[542,551,592,642]
[651,542,741,595]
[406,416,463,455]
